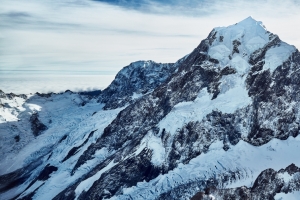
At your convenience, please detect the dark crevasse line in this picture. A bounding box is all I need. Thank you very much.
[0,159,42,197]
[61,129,98,163]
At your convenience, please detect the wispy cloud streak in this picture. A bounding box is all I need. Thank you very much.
[0,0,299,92]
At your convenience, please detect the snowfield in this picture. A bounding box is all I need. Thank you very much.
[0,92,125,199]
[1,16,300,200]
[114,136,300,200]
[158,72,251,138]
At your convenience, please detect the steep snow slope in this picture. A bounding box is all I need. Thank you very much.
[0,90,28,123]
[158,74,251,136]
[0,59,179,199]
[49,17,300,200]
[1,17,300,200]
[0,91,97,173]
[0,91,125,200]
[115,136,300,199]
[191,162,300,199]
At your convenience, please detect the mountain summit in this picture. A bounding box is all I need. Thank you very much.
[1,17,300,200]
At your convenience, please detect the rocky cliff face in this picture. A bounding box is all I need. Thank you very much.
[1,17,300,200]
[191,163,300,200]
[98,60,180,110]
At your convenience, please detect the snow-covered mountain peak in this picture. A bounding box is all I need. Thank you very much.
[235,16,264,28]
[207,17,296,74]
[2,18,300,200]
[213,16,269,46]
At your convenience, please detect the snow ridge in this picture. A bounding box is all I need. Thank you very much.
[1,17,300,200]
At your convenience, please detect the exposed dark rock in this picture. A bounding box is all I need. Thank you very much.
[36,92,53,98]
[99,60,178,110]
[3,18,300,200]
[249,35,281,65]
[17,183,45,200]
[53,21,300,199]
[0,159,42,195]
[0,90,27,100]
[30,113,47,137]
[14,135,20,142]
[62,130,97,162]
[190,164,300,200]
[77,148,160,200]
[58,135,68,144]
[78,90,101,97]
[37,164,58,181]
[208,30,217,45]
[232,40,241,54]
[165,110,241,171]
[71,42,236,174]
[219,35,224,42]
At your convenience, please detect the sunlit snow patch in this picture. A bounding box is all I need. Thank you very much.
[264,42,296,71]
[135,131,165,166]
[211,16,269,56]
[275,191,300,200]
[114,136,300,200]
[0,95,29,123]
[158,74,251,135]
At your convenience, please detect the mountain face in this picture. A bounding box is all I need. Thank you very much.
[1,17,300,200]
[98,60,179,110]
[191,163,300,200]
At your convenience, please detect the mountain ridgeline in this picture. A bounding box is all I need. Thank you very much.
[0,17,300,200]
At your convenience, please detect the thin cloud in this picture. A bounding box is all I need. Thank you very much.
[92,0,300,18]
[2,11,31,18]
[0,0,300,94]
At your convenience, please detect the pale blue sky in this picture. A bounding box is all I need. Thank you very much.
[1,0,300,73]
[0,0,300,93]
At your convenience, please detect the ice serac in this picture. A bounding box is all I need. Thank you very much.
[1,17,300,200]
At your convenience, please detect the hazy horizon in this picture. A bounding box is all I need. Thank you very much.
[1,0,300,94]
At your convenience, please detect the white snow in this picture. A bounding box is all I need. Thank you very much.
[0,94,122,175]
[135,131,165,166]
[0,91,125,200]
[207,16,295,75]
[264,42,296,71]
[209,17,269,68]
[208,45,231,64]
[275,191,300,200]
[19,181,44,198]
[75,160,118,200]
[245,36,267,53]
[30,105,123,200]
[132,92,143,100]
[1,16,299,200]
[278,172,293,183]
[230,55,250,75]
[158,74,251,136]
[0,95,29,123]
[148,136,165,166]
[114,135,300,200]
[209,194,216,200]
